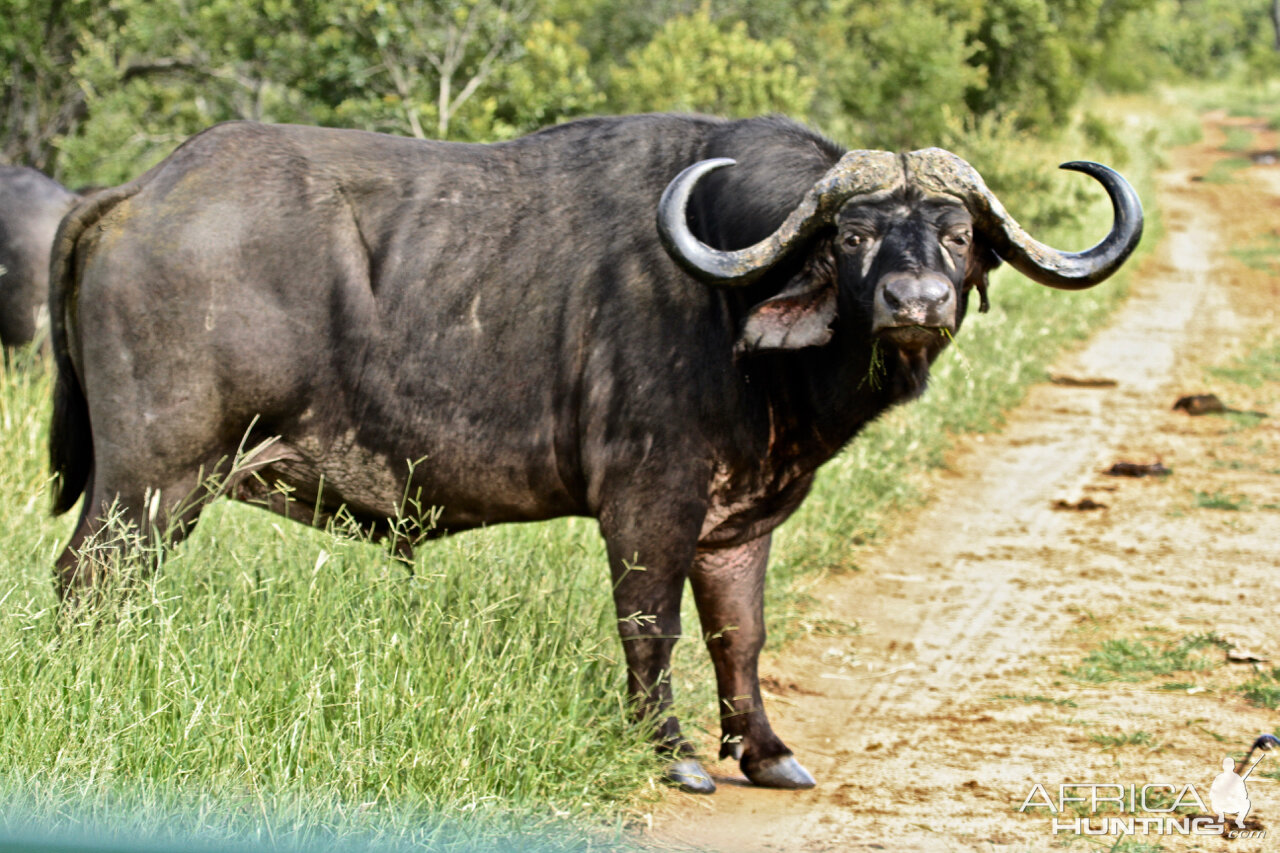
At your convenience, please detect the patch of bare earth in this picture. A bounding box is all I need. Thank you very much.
[646,114,1280,851]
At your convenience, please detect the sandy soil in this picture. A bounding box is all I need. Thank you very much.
[647,114,1280,851]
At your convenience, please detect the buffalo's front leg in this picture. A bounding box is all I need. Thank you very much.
[600,500,715,793]
[691,534,815,788]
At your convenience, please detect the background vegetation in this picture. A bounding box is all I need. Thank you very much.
[0,0,1276,849]
[3,0,1278,189]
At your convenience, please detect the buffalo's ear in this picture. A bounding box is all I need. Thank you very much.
[965,243,1001,314]
[736,243,837,353]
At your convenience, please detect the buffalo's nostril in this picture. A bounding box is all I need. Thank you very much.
[884,276,950,310]
[873,273,957,338]
[913,278,951,306]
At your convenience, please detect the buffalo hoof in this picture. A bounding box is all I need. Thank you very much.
[744,754,816,789]
[666,758,716,794]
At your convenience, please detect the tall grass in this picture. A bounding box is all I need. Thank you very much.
[0,93,1191,847]
[0,365,650,848]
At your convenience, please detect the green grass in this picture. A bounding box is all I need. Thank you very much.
[1199,156,1252,184]
[1239,669,1280,710]
[1158,681,1203,692]
[1220,126,1256,152]
[1228,235,1280,276]
[1193,489,1251,511]
[0,94,1174,846]
[1089,730,1157,750]
[1211,459,1258,471]
[1208,337,1280,386]
[996,694,1078,708]
[1182,77,1280,129]
[1222,410,1269,429]
[0,364,653,849]
[1065,634,1228,684]
[1104,842,1166,853]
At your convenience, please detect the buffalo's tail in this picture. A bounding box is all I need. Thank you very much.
[49,184,139,515]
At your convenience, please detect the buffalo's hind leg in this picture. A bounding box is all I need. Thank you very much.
[599,495,716,794]
[691,534,815,789]
[55,462,218,607]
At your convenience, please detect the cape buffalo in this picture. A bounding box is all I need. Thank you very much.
[0,165,79,351]
[49,114,1141,793]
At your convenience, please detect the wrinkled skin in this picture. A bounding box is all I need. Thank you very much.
[49,114,1126,793]
[0,166,78,351]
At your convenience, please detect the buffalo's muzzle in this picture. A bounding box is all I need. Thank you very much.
[872,272,956,343]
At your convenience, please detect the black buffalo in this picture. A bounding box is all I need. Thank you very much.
[49,114,1141,793]
[0,166,80,351]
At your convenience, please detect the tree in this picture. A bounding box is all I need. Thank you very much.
[0,0,102,175]
[963,0,1079,131]
[56,0,328,184]
[485,20,605,138]
[607,7,816,118]
[808,1,983,149]
[329,0,535,139]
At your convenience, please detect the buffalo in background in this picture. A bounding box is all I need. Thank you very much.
[0,166,81,352]
[47,113,1141,792]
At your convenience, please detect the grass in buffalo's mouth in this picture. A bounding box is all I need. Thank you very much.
[875,324,948,346]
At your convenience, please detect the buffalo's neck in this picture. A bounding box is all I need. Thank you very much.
[757,332,945,476]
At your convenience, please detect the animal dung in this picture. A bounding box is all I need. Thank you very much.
[1172,393,1269,418]
[1051,497,1107,511]
[1104,461,1172,478]
[1049,373,1119,387]
[1172,393,1227,415]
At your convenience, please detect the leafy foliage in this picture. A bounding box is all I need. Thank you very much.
[607,8,816,117]
[809,1,982,150]
[488,20,605,138]
[5,0,1271,185]
[965,0,1079,131]
[0,0,99,171]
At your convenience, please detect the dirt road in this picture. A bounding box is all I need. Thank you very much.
[649,115,1280,851]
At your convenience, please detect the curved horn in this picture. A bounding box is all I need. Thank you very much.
[657,150,901,285]
[904,148,1143,290]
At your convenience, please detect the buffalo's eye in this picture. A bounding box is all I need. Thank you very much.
[842,232,872,251]
[943,229,971,250]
